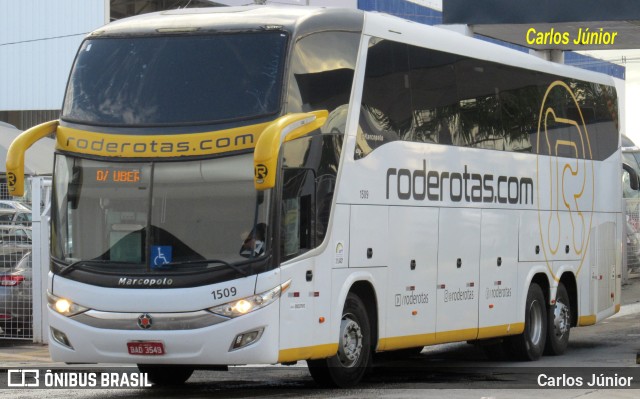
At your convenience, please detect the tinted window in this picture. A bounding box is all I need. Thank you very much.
[63,32,288,126]
[358,38,618,160]
[287,31,359,115]
[280,134,342,261]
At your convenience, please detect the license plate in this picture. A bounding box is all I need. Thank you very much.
[127,341,165,356]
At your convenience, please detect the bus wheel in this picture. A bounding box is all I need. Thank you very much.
[137,365,194,385]
[544,283,571,355]
[307,293,371,388]
[509,283,547,360]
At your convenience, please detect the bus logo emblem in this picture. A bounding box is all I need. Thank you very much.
[137,314,153,329]
[255,164,268,182]
[6,172,16,191]
[536,80,594,277]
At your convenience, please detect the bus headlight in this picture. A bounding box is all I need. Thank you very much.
[209,280,291,318]
[47,292,89,317]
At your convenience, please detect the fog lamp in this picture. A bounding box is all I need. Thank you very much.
[50,327,74,349]
[230,328,264,351]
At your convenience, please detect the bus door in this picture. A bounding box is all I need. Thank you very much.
[278,165,319,356]
[435,208,480,342]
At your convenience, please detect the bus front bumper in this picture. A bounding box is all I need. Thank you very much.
[47,302,280,365]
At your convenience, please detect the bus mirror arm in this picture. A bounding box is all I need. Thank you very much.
[253,110,328,190]
[6,120,59,197]
[623,162,640,191]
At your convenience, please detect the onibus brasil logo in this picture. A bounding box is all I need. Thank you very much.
[536,81,594,278]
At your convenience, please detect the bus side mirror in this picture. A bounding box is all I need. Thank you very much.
[253,110,328,190]
[623,163,640,191]
[6,120,59,196]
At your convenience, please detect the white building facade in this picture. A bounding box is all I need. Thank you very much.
[0,0,108,128]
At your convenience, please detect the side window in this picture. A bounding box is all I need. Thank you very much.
[279,134,342,261]
[357,39,409,159]
[407,44,459,145]
[357,38,618,161]
[287,31,359,115]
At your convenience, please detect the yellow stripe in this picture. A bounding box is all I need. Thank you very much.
[378,324,526,352]
[477,323,525,339]
[578,315,596,326]
[378,333,436,351]
[281,323,534,360]
[615,304,621,314]
[278,343,338,363]
[56,122,272,158]
[435,328,478,344]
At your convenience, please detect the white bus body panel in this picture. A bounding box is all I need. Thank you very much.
[435,207,480,342]
[385,206,438,346]
[478,210,519,338]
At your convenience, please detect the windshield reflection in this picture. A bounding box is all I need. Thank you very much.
[51,154,270,276]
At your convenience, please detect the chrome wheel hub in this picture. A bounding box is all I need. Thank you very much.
[337,314,363,367]
[553,300,571,338]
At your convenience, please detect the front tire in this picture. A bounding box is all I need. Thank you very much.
[307,293,371,388]
[508,283,547,360]
[544,282,571,355]
[137,365,194,386]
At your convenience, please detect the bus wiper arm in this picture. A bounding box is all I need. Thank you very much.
[161,259,249,277]
[53,257,136,276]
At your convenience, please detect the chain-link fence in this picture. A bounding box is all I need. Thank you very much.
[0,189,33,340]
[0,177,50,341]
[626,198,640,275]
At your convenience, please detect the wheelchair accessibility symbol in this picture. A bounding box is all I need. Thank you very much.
[152,246,172,268]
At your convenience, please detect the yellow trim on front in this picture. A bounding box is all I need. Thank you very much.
[6,120,59,196]
[615,304,621,314]
[278,343,338,363]
[578,315,596,326]
[56,121,272,158]
[253,110,328,190]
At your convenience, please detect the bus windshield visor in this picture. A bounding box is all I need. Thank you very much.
[62,32,288,126]
[51,154,270,275]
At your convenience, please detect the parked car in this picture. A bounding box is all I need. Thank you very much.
[0,200,30,211]
[0,209,32,226]
[0,248,32,336]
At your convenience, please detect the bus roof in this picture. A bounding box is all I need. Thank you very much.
[362,11,617,87]
[91,5,615,89]
[90,6,363,38]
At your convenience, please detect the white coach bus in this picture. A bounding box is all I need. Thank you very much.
[6,6,626,387]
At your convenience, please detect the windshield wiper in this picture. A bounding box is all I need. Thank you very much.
[159,259,249,277]
[53,256,139,277]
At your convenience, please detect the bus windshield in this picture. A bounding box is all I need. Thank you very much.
[62,32,288,126]
[51,153,270,276]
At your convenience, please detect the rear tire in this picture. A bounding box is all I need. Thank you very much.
[307,293,372,388]
[137,365,194,386]
[544,283,571,355]
[508,283,547,360]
